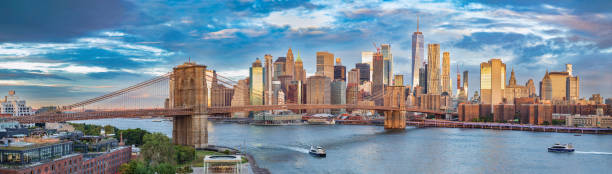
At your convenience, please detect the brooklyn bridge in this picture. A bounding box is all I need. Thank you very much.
[6,62,450,148]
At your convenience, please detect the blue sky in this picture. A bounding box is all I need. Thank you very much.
[0,0,611,107]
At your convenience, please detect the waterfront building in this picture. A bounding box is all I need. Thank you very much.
[356,63,370,83]
[316,51,335,80]
[493,104,516,122]
[231,78,249,117]
[519,104,552,125]
[381,44,393,86]
[294,51,306,82]
[264,54,274,105]
[411,16,424,89]
[394,75,403,86]
[427,44,441,95]
[566,115,612,128]
[441,52,452,96]
[480,59,506,105]
[331,80,347,114]
[0,91,34,116]
[273,57,286,80]
[285,48,295,80]
[372,50,384,105]
[249,58,264,105]
[418,94,440,111]
[504,68,532,104]
[361,51,374,80]
[334,58,346,81]
[306,75,331,113]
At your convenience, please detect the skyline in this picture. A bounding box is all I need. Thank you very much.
[1,0,611,107]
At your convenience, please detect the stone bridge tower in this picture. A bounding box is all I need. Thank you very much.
[384,85,406,129]
[171,62,208,148]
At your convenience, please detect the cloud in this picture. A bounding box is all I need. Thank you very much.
[0,0,131,42]
[203,28,268,39]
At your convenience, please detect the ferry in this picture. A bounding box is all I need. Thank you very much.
[307,118,335,125]
[547,143,574,153]
[309,146,326,157]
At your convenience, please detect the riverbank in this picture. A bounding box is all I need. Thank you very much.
[208,117,612,134]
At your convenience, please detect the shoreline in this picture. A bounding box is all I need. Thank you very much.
[207,117,612,135]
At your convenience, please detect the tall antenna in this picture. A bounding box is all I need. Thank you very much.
[417,15,419,32]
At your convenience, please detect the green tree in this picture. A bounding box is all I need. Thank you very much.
[174,145,195,164]
[141,133,175,165]
[103,125,116,135]
[543,121,551,125]
[154,163,176,174]
[120,160,153,174]
[116,128,151,146]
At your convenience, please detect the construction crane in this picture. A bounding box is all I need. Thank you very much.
[372,42,380,53]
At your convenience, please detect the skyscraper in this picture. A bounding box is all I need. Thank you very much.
[427,44,440,95]
[306,75,331,113]
[273,57,286,80]
[334,58,346,81]
[347,68,360,105]
[316,51,334,80]
[441,52,452,96]
[285,48,295,80]
[463,70,469,97]
[419,64,427,94]
[356,63,370,83]
[362,51,374,80]
[249,58,264,105]
[373,50,384,105]
[264,54,274,105]
[381,44,393,86]
[331,79,346,114]
[411,16,424,89]
[480,59,506,105]
[294,50,306,82]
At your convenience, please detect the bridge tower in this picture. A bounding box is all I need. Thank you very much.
[384,85,406,129]
[171,62,208,148]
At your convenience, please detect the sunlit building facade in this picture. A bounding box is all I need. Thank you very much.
[249,58,264,105]
[480,59,506,105]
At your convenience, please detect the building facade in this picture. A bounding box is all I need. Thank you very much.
[427,44,440,95]
[334,58,346,81]
[1,91,34,116]
[381,44,393,86]
[480,59,506,105]
[356,63,370,83]
[316,51,335,80]
[249,58,264,105]
[441,52,452,96]
[306,75,331,113]
[411,17,424,89]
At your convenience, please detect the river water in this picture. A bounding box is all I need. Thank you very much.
[71,118,612,174]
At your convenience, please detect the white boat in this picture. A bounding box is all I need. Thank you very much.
[309,146,326,157]
[307,118,335,125]
[548,143,574,153]
[152,119,163,122]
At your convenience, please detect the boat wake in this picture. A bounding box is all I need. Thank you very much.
[575,151,612,155]
[252,143,309,154]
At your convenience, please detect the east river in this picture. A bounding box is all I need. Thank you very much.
[71,118,612,174]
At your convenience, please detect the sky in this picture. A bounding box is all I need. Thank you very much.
[0,0,611,108]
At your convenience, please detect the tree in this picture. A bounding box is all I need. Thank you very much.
[116,128,151,146]
[174,145,195,164]
[543,121,550,125]
[154,163,176,174]
[120,160,153,174]
[104,125,116,135]
[141,133,175,165]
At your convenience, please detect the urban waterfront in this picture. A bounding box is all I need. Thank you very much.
[72,118,612,174]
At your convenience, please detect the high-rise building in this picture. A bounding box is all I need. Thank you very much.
[463,70,469,97]
[264,54,274,105]
[504,68,532,103]
[411,16,424,89]
[362,51,374,80]
[356,63,370,83]
[334,58,346,81]
[427,44,440,95]
[419,64,427,94]
[372,50,384,105]
[567,76,579,101]
[249,58,264,105]
[381,44,393,86]
[285,48,295,80]
[231,78,249,117]
[331,79,347,114]
[0,91,33,116]
[294,50,306,82]
[316,51,335,80]
[394,75,404,86]
[347,68,360,106]
[480,59,506,105]
[273,57,286,80]
[441,52,452,96]
[306,75,331,113]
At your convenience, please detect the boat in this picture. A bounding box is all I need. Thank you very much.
[547,143,575,153]
[309,146,326,157]
[307,118,335,125]
[152,119,163,122]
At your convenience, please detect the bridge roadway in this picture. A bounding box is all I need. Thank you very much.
[7,104,450,123]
